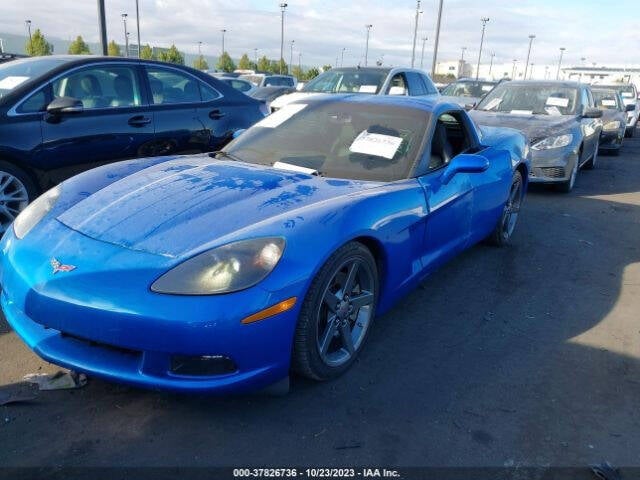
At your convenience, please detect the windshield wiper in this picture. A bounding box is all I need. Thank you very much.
[211,150,244,162]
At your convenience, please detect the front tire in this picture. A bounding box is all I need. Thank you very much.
[583,140,599,170]
[625,126,635,138]
[487,170,523,247]
[0,161,37,234]
[293,242,379,381]
[558,157,578,193]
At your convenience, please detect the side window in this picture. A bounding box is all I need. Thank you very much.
[147,67,202,105]
[17,88,47,113]
[387,73,408,95]
[232,80,251,92]
[52,65,141,109]
[200,82,222,102]
[405,72,427,96]
[420,74,439,95]
[429,112,473,171]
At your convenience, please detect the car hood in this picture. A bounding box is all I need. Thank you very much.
[469,110,576,143]
[269,92,325,109]
[57,156,377,258]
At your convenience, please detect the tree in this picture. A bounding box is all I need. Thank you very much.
[269,59,287,74]
[322,65,332,72]
[193,55,209,70]
[257,55,271,72]
[107,40,121,57]
[159,44,184,65]
[25,29,53,56]
[291,66,304,80]
[140,44,154,60]
[68,35,91,55]
[305,67,320,81]
[216,51,236,73]
[237,53,253,70]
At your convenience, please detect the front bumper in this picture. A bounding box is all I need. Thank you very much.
[527,147,577,184]
[0,223,301,394]
[599,129,624,150]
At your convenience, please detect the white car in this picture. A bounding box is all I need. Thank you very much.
[269,66,440,112]
[239,73,297,89]
[596,83,639,137]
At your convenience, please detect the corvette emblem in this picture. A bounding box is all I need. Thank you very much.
[50,258,76,274]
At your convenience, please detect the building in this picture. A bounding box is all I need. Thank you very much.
[434,60,473,79]
[562,66,640,86]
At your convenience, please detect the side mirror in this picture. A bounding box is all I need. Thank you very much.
[625,104,636,112]
[582,107,602,119]
[441,154,490,184]
[46,96,84,115]
[464,102,476,111]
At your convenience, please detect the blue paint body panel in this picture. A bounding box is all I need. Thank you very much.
[0,96,529,393]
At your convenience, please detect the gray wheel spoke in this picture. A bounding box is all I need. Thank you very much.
[0,176,12,192]
[323,291,340,312]
[350,291,374,309]
[319,315,337,354]
[340,322,355,354]
[343,261,359,295]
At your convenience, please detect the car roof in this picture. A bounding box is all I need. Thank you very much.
[505,80,583,88]
[296,93,458,113]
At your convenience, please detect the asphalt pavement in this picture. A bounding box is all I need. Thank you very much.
[1,129,639,474]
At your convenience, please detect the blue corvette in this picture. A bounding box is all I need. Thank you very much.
[0,95,529,394]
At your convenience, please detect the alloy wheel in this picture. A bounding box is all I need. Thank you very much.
[0,171,29,234]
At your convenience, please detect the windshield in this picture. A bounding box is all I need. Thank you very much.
[592,90,622,110]
[0,57,70,98]
[476,83,578,115]
[441,80,496,98]
[599,84,636,99]
[303,69,388,94]
[240,74,264,86]
[225,101,428,182]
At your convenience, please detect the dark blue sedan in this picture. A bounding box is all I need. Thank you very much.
[1,95,529,394]
[0,55,267,232]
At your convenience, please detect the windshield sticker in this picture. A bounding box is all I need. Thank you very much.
[546,96,569,107]
[483,98,502,110]
[0,76,29,90]
[349,130,403,160]
[359,85,377,93]
[601,99,616,107]
[544,106,562,116]
[621,92,634,98]
[510,110,533,115]
[481,85,493,91]
[255,104,307,128]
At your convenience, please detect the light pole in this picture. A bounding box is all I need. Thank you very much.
[364,24,373,67]
[431,0,444,77]
[410,1,422,68]
[511,59,517,79]
[289,40,295,74]
[279,3,288,74]
[529,63,534,79]
[254,48,258,66]
[25,20,32,43]
[523,34,535,80]
[461,46,466,62]
[121,14,129,57]
[488,52,495,78]
[420,36,427,69]
[298,52,302,78]
[459,46,466,77]
[221,29,226,55]
[198,41,202,56]
[96,1,107,55]
[475,17,489,80]
[556,47,565,80]
[341,47,346,67]
[135,0,141,58]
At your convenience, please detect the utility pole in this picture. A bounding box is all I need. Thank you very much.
[221,29,226,55]
[122,13,129,57]
[488,52,495,78]
[135,0,141,58]
[341,47,346,67]
[512,59,517,79]
[556,47,566,80]
[420,36,427,69]
[430,0,444,77]
[523,34,535,80]
[364,24,373,66]
[279,3,288,74]
[410,1,422,68]
[25,20,32,43]
[96,1,107,55]
[289,40,295,74]
[475,17,489,80]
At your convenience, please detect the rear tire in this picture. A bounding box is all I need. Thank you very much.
[487,170,523,247]
[0,161,37,234]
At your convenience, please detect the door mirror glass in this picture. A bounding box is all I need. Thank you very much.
[582,107,603,119]
[625,103,636,112]
[441,154,489,184]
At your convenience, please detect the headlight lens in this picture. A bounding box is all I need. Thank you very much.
[151,237,285,295]
[603,120,621,131]
[13,185,61,239]
[531,134,573,150]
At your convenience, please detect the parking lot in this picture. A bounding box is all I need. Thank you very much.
[0,127,638,471]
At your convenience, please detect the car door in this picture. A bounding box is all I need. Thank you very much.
[144,65,216,155]
[417,112,475,272]
[38,63,155,184]
[579,87,599,163]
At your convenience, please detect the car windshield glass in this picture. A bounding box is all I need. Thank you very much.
[225,101,428,182]
[441,81,496,97]
[240,74,264,86]
[303,69,388,94]
[592,90,621,110]
[0,57,70,98]
[476,83,578,115]
[601,84,635,98]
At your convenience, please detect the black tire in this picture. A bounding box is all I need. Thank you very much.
[0,161,38,233]
[625,127,635,138]
[557,157,578,193]
[487,170,523,247]
[293,241,379,381]
[583,140,598,170]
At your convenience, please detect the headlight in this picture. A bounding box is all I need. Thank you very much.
[13,185,61,239]
[603,120,621,131]
[151,237,285,295]
[531,134,573,150]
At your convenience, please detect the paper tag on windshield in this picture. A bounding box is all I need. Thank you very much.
[256,104,307,128]
[602,99,616,107]
[0,76,29,90]
[349,130,403,159]
[510,110,533,115]
[622,92,634,98]
[483,98,502,110]
[359,85,377,93]
[481,85,493,92]
[545,106,562,116]
[546,96,569,107]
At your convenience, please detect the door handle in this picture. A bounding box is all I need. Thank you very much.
[128,115,151,127]
[209,109,226,120]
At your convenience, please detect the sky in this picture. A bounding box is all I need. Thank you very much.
[0,0,638,69]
